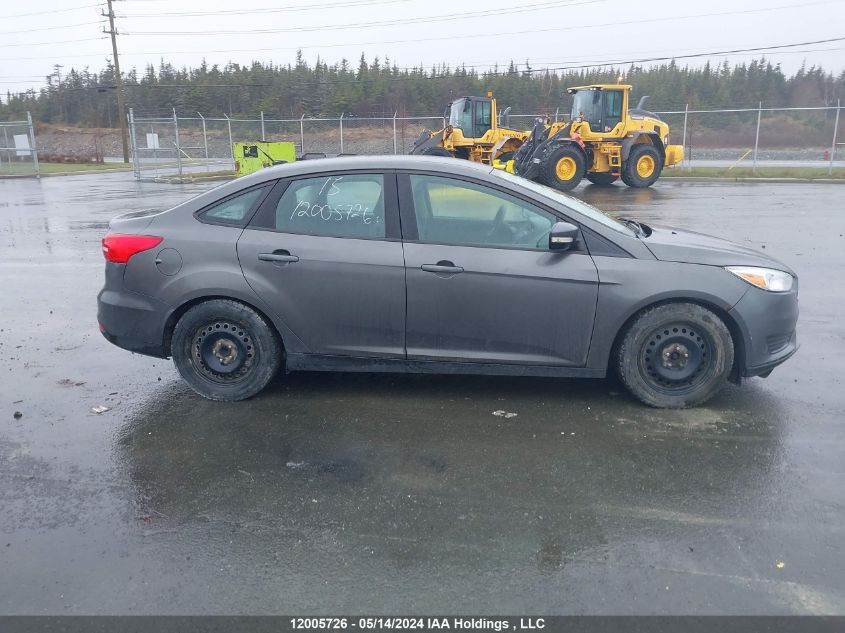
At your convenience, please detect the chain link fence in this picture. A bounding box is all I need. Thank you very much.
[119,103,843,180]
[0,112,39,178]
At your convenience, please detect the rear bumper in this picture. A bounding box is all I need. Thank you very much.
[97,284,170,358]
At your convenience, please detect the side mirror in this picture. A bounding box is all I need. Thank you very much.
[549,221,580,251]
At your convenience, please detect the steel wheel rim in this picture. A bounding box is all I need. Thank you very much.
[638,322,714,395]
[636,155,655,178]
[190,320,256,384]
[555,156,577,180]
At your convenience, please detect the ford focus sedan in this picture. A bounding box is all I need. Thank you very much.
[97,156,798,407]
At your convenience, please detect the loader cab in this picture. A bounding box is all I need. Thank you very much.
[448,96,494,138]
[568,85,629,136]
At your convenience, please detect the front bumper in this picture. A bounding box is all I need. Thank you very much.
[730,282,799,378]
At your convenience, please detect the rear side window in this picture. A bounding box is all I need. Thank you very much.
[271,174,386,239]
[198,185,269,227]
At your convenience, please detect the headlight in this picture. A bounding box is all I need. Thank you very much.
[726,266,793,292]
[663,134,669,145]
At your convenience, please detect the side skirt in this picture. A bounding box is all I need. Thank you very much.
[285,353,605,379]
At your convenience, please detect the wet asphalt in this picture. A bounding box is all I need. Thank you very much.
[1,173,844,614]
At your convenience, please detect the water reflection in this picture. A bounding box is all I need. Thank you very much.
[115,372,787,567]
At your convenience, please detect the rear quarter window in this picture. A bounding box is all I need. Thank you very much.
[197,185,270,227]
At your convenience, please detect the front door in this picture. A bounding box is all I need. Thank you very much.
[237,172,406,358]
[401,173,599,366]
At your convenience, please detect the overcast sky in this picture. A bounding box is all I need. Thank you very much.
[2,0,844,99]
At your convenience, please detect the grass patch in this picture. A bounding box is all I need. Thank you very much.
[0,162,133,176]
[662,166,845,179]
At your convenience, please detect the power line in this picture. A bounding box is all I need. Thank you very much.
[0,37,107,49]
[121,0,413,18]
[0,3,100,18]
[126,0,595,35]
[0,20,104,35]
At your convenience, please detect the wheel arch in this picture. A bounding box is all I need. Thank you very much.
[621,132,665,164]
[162,294,287,358]
[606,296,746,384]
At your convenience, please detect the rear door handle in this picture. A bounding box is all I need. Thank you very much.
[258,251,299,264]
[421,261,463,274]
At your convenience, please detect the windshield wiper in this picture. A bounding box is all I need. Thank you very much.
[617,217,647,237]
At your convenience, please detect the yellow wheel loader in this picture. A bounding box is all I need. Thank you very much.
[410,93,529,164]
[509,84,684,191]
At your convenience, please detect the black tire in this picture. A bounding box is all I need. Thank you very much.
[421,147,453,157]
[621,144,663,188]
[616,303,734,408]
[496,151,515,162]
[586,172,619,186]
[171,299,282,401]
[539,145,585,191]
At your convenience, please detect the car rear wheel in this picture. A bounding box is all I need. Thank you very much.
[171,299,282,401]
[616,303,734,408]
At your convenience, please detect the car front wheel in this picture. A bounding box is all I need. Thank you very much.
[171,299,282,401]
[617,303,734,408]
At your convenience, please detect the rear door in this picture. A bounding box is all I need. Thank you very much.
[399,172,599,366]
[237,171,406,358]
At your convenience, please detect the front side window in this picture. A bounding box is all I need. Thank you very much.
[198,185,269,226]
[571,89,604,133]
[448,99,473,134]
[409,174,557,250]
[271,174,385,239]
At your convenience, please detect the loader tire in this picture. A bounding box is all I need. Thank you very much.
[586,172,619,186]
[622,144,662,188]
[540,145,585,191]
[421,147,453,158]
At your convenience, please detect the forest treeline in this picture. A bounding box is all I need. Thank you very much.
[2,51,844,126]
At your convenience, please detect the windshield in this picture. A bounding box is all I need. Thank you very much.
[448,99,472,132]
[490,169,635,235]
[570,89,603,125]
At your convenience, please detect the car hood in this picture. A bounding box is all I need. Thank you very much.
[642,226,794,273]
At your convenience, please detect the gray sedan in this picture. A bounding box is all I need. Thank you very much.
[97,156,798,407]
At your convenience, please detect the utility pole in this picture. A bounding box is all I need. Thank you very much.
[103,0,129,163]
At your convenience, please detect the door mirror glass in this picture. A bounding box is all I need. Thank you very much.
[549,221,580,251]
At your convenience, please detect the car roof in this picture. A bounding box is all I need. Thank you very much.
[240,154,495,185]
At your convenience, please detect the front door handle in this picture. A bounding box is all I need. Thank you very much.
[421,261,463,274]
[258,250,299,264]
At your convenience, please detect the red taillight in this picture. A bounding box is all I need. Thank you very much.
[101,234,163,264]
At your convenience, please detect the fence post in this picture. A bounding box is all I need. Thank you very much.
[339,113,344,154]
[198,112,209,163]
[392,111,398,154]
[299,114,305,155]
[681,103,689,171]
[26,111,40,178]
[260,110,266,141]
[128,108,140,179]
[830,99,840,176]
[224,114,234,169]
[753,101,762,174]
[172,107,182,178]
